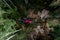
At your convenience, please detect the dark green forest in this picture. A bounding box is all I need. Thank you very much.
[0,0,60,40]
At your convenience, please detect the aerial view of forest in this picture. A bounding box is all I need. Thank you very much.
[0,0,60,40]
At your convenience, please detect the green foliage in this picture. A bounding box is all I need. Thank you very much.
[50,11,57,17]
[55,37,60,40]
[0,0,17,40]
[2,9,20,20]
[49,25,60,40]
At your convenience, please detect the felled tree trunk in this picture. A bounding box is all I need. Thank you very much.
[25,9,54,40]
